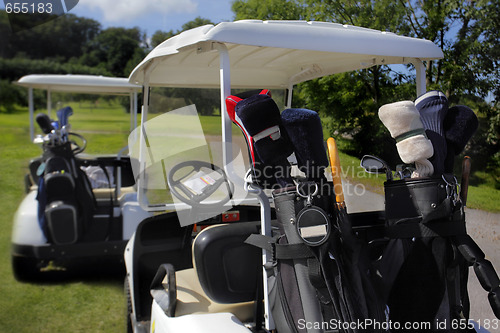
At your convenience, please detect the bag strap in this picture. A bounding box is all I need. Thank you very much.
[245,234,315,260]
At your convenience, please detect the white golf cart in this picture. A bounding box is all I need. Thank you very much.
[122,20,462,333]
[124,20,497,332]
[11,74,151,281]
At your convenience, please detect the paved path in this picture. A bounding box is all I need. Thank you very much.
[342,181,500,332]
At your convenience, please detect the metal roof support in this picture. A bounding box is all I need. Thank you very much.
[415,59,426,97]
[47,89,52,118]
[28,87,34,142]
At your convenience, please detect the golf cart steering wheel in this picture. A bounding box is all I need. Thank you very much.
[68,132,87,154]
[167,160,234,209]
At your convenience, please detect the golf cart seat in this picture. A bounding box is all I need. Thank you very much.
[154,221,262,323]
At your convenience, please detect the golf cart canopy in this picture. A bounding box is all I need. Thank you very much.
[129,20,443,90]
[16,74,141,94]
[129,19,444,215]
[15,74,141,141]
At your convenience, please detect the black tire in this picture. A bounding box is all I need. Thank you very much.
[12,256,42,282]
[125,277,133,333]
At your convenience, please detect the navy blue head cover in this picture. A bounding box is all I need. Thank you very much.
[281,108,329,183]
[415,91,448,175]
[56,106,74,128]
[443,105,479,173]
[227,93,294,188]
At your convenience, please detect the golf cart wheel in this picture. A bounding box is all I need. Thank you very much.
[125,277,133,333]
[11,256,42,282]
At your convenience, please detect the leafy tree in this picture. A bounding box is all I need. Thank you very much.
[181,17,213,30]
[80,27,146,77]
[232,0,307,20]
[0,12,101,61]
[151,17,213,49]
[232,0,499,174]
[151,30,175,48]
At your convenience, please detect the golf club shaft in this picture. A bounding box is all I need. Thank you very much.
[327,137,345,205]
[460,156,471,206]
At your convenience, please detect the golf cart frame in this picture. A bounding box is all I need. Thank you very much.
[11,74,150,281]
[125,20,443,332]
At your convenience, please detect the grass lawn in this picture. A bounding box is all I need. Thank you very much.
[1,100,498,333]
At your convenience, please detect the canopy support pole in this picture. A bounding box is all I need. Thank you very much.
[29,87,34,142]
[415,59,426,97]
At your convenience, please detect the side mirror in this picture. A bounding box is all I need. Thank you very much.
[360,155,393,181]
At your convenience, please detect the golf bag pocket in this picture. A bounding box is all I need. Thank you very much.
[42,171,81,244]
[45,201,79,245]
[248,182,351,332]
[271,183,335,333]
[379,176,498,328]
[384,176,453,227]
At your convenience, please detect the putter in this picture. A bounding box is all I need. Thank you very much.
[360,155,393,181]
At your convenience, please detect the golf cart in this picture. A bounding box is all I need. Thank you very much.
[11,74,151,281]
[124,20,499,333]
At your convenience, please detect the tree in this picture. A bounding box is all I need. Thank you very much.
[0,12,101,61]
[232,0,499,172]
[80,27,146,77]
[151,17,214,49]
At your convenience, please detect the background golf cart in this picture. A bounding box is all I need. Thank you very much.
[124,20,454,333]
[11,74,151,281]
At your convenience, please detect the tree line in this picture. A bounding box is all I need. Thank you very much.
[0,1,498,185]
[231,0,498,183]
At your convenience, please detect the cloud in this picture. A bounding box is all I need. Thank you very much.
[79,0,198,23]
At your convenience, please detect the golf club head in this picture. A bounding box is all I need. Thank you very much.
[35,113,54,135]
[443,105,479,173]
[415,90,449,175]
[225,90,294,188]
[360,155,393,181]
[56,106,74,128]
[281,108,329,183]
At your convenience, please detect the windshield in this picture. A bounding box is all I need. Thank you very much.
[128,87,285,226]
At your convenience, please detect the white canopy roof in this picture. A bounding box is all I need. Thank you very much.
[16,74,141,94]
[129,20,443,89]
[16,74,141,141]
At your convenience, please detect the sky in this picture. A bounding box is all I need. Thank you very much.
[2,0,236,36]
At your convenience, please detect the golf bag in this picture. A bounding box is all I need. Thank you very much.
[36,141,96,244]
[378,175,500,331]
[247,181,387,333]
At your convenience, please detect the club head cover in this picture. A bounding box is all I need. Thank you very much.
[415,91,448,175]
[378,101,434,177]
[56,106,74,128]
[281,108,329,182]
[226,91,293,187]
[35,113,54,134]
[443,105,479,173]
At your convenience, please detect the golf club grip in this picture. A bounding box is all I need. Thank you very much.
[460,156,471,206]
[326,137,345,204]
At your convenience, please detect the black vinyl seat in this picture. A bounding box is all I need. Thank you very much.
[193,221,262,304]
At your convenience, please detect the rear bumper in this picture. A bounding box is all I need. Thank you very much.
[12,240,127,261]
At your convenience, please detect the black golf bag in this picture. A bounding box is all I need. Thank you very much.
[36,141,96,244]
[378,175,500,331]
[247,181,388,333]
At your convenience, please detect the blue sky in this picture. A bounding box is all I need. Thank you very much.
[2,0,236,36]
